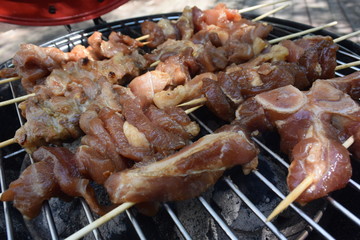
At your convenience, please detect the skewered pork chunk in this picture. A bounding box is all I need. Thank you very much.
[0,31,144,92]
[14,49,147,152]
[76,93,199,184]
[152,35,338,119]
[201,36,337,121]
[235,72,360,203]
[144,3,272,67]
[130,53,199,107]
[105,128,258,204]
[3,87,201,218]
[280,35,338,81]
[153,72,217,109]
[0,147,109,219]
[141,6,193,48]
[116,86,197,156]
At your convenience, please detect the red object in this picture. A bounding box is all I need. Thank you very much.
[0,0,129,26]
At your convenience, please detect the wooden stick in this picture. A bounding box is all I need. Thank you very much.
[0,76,21,85]
[269,21,338,44]
[253,3,291,22]
[150,60,160,68]
[342,136,355,149]
[238,0,289,14]
[65,202,135,240]
[266,175,314,222]
[0,93,35,107]
[177,97,207,107]
[185,105,203,114]
[267,135,355,222]
[335,60,360,71]
[0,138,16,148]
[135,34,149,41]
[334,30,360,43]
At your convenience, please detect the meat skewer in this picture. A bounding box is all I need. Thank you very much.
[2,25,357,89]
[176,59,360,109]
[233,71,360,213]
[266,136,354,222]
[2,5,296,151]
[66,71,360,240]
[0,50,150,152]
[0,32,352,152]
[0,84,201,218]
[0,22,341,111]
[157,34,340,118]
[0,2,277,87]
[0,33,150,86]
[64,125,258,240]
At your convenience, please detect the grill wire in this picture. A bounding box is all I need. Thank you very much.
[0,13,359,239]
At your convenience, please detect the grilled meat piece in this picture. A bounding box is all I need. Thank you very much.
[235,72,360,203]
[0,147,110,219]
[2,31,144,92]
[141,6,194,48]
[4,89,201,218]
[144,3,272,67]
[153,72,217,109]
[280,35,338,82]
[202,36,337,121]
[105,129,258,204]
[14,50,147,152]
[116,86,196,156]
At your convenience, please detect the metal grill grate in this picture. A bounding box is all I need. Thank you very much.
[0,13,359,240]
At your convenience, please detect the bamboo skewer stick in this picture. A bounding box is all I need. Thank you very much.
[334,30,360,43]
[0,76,21,85]
[342,135,355,149]
[335,60,360,71]
[269,21,338,44]
[185,105,203,114]
[0,93,35,107]
[0,138,16,148]
[266,175,314,222]
[65,202,135,240]
[252,3,291,22]
[150,60,161,68]
[135,34,150,41]
[266,136,355,222]
[177,97,207,107]
[238,0,289,14]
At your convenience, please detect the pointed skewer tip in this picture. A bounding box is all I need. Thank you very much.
[266,175,314,222]
[65,202,135,240]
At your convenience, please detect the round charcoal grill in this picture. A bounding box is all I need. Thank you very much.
[0,13,360,240]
